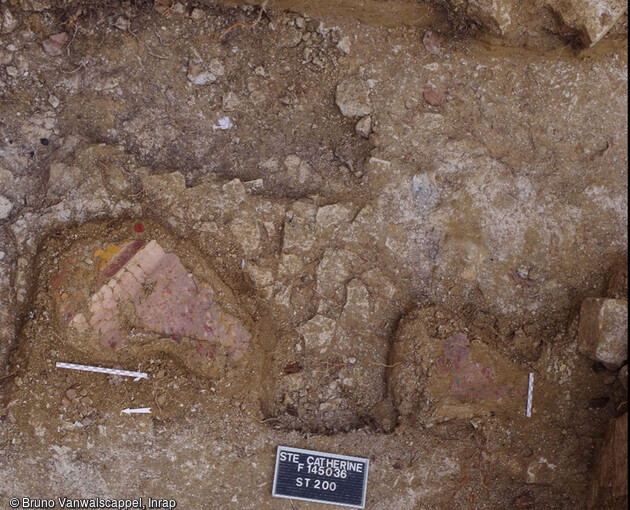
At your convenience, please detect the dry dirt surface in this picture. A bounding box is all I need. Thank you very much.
[0,0,628,509]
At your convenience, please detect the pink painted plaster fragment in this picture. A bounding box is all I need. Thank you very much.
[85,240,250,359]
[438,333,508,402]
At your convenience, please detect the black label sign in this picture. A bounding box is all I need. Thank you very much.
[272,446,369,508]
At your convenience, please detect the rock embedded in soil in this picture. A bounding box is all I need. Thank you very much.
[433,0,513,36]
[283,154,323,189]
[1,8,18,34]
[0,195,13,220]
[278,26,302,48]
[191,8,206,21]
[42,32,68,56]
[48,95,60,109]
[337,36,351,54]
[335,77,372,117]
[209,59,225,77]
[355,115,372,138]
[546,0,628,46]
[170,2,187,15]
[467,0,514,35]
[187,62,216,85]
[578,298,628,370]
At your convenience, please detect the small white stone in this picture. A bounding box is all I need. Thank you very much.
[337,36,351,55]
[0,195,13,219]
[243,179,264,192]
[209,59,225,77]
[212,116,233,130]
[170,2,186,15]
[187,62,216,85]
[6,66,18,77]
[191,8,206,21]
[355,115,372,138]
[48,95,60,108]
[316,21,329,35]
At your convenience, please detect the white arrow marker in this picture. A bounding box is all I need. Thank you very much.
[56,362,148,381]
[121,407,152,415]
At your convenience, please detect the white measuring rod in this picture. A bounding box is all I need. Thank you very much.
[526,372,534,418]
[56,362,148,381]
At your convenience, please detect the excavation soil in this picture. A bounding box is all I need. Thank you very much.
[0,1,628,509]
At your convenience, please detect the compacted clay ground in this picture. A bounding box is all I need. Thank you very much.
[0,0,628,508]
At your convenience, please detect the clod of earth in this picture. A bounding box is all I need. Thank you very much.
[283,362,301,374]
[423,86,444,106]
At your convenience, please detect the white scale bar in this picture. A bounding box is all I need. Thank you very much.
[526,372,534,418]
[56,362,148,381]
